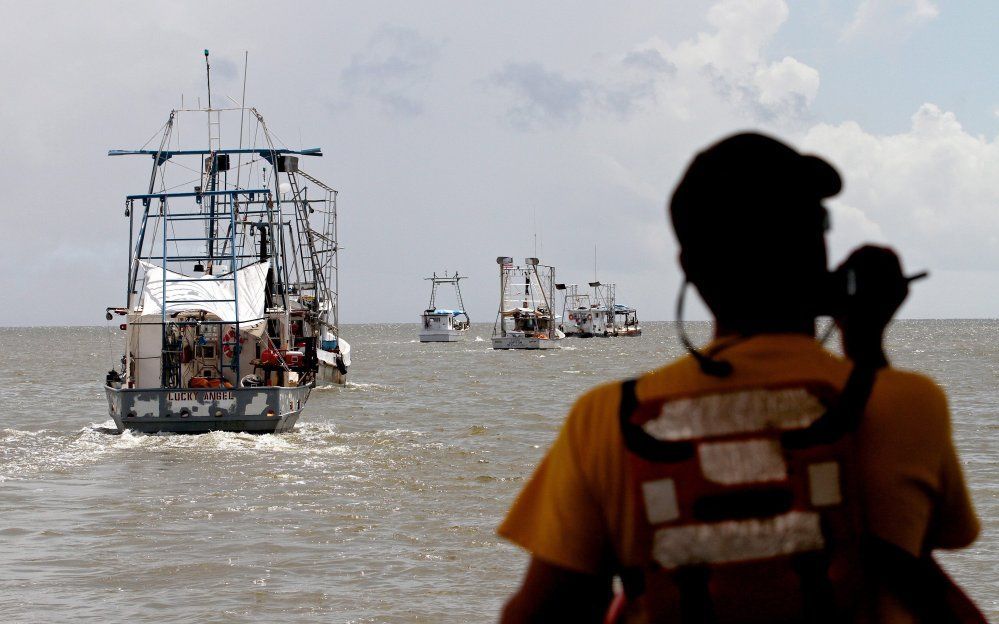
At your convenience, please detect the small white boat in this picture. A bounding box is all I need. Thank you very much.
[492,257,564,350]
[419,272,470,342]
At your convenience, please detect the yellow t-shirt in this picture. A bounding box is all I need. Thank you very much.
[499,334,979,598]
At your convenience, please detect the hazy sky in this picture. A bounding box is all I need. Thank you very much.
[1,0,997,325]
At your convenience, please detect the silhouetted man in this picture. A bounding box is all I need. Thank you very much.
[499,133,980,623]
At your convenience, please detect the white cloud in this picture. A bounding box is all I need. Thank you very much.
[754,56,820,111]
[842,0,940,41]
[672,0,789,72]
[493,0,818,129]
[661,0,819,122]
[803,104,999,271]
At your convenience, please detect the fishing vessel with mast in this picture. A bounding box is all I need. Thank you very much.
[556,280,641,337]
[102,51,348,434]
[555,283,590,337]
[419,271,470,342]
[492,257,563,349]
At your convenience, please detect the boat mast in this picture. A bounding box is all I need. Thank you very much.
[495,257,512,337]
[453,273,467,319]
[204,49,221,273]
[427,272,439,309]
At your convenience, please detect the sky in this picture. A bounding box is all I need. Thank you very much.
[1,0,998,325]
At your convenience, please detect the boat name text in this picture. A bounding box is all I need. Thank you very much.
[167,391,235,402]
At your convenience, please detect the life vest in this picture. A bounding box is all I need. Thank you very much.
[618,366,878,623]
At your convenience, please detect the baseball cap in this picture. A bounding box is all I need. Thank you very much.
[670,132,842,246]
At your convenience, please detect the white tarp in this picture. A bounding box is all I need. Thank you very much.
[318,337,351,367]
[137,261,269,328]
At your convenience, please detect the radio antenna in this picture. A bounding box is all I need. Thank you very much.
[204,49,212,109]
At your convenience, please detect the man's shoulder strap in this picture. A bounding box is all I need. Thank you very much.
[618,378,694,463]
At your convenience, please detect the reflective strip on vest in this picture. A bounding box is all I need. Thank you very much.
[651,511,825,569]
[643,387,825,441]
[808,461,843,507]
[698,439,787,485]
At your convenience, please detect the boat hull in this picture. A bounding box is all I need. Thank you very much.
[491,335,561,350]
[104,385,312,434]
[419,329,465,342]
[318,362,348,385]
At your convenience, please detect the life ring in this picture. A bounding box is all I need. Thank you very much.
[222,328,244,358]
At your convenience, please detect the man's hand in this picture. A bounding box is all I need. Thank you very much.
[831,245,914,368]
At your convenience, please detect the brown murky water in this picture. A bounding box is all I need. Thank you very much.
[0,321,995,622]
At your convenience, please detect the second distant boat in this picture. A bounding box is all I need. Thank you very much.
[492,257,564,350]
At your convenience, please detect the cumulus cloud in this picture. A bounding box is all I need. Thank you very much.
[754,57,820,116]
[340,25,442,115]
[660,0,818,123]
[842,0,939,41]
[803,104,999,270]
[492,0,818,130]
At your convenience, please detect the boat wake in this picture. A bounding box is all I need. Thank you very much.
[343,381,392,392]
[0,420,447,483]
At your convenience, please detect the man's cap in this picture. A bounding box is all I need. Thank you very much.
[670,132,842,245]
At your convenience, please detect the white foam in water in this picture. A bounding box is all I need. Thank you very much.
[345,381,390,391]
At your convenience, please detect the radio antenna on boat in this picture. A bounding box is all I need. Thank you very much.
[235,51,248,190]
[204,49,212,110]
[533,208,538,257]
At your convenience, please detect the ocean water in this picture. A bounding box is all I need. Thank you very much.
[0,321,995,622]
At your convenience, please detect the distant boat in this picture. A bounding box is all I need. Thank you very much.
[613,303,642,337]
[492,257,564,350]
[555,283,590,337]
[419,271,470,342]
[102,52,348,434]
[558,280,641,337]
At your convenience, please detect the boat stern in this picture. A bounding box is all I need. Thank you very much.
[104,385,312,434]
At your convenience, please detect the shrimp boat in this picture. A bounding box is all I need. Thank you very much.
[557,281,641,337]
[613,303,642,337]
[554,281,611,337]
[592,281,642,336]
[102,52,349,434]
[419,271,470,342]
[492,257,564,350]
[555,283,590,337]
